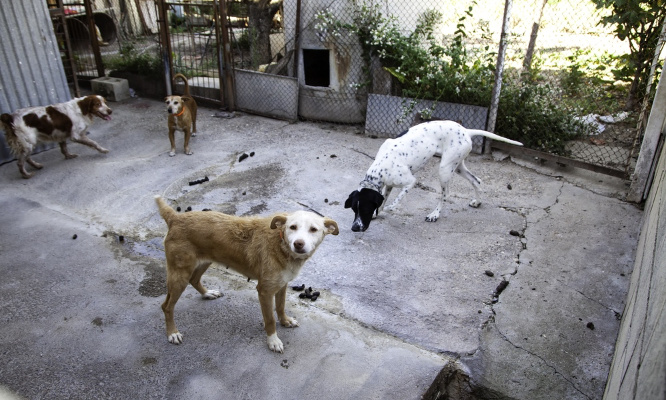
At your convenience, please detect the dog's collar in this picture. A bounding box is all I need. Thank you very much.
[359,179,381,193]
[174,108,185,117]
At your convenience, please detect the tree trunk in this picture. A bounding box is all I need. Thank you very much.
[245,0,282,69]
[522,0,548,76]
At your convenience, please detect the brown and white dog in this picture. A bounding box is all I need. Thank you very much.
[0,95,112,179]
[154,196,339,352]
[165,73,198,156]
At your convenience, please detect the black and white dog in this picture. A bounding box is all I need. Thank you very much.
[345,120,522,232]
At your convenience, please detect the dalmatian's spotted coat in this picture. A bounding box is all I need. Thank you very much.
[345,120,522,232]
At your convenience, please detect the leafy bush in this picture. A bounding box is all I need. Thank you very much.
[105,43,162,76]
[316,1,610,154]
[496,84,589,155]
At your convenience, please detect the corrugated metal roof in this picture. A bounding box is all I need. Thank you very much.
[0,0,71,163]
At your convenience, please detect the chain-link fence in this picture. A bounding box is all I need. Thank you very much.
[52,0,664,179]
[301,0,649,175]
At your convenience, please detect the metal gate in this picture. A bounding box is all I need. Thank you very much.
[156,0,299,120]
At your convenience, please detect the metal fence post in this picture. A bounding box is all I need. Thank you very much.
[216,0,235,110]
[83,0,105,78]
[156,0,172,96]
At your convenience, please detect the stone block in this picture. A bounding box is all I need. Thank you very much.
[91,77,130,102]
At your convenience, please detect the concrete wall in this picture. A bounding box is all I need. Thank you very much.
[603,75,666,399]
[283,0,366,123]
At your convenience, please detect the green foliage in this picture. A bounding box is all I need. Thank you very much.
[330,3,496,107]
[316,1,623,154]
[105,43,162,76]
[169,12,187,33]
[496,84,589,155]
[559,49,628,114]
[590,0,665,106]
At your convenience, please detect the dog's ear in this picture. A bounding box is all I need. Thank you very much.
[270,214,288,230]
[371,191,384,207]
[323,218,339,235]
[370,191,384,216]
[344,191,359,209]
[77,96,96,115]
[1,113,14,127]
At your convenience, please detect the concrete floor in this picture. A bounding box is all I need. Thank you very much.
[0,97,642,399]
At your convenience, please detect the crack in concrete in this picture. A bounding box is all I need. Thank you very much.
[479,179,598,398]
[557,278,623,319]
[493,320,594,400]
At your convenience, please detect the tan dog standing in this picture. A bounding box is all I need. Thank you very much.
[165,73,198,156]
[154,196,339,353]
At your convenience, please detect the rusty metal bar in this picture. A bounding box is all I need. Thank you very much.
[83,0,105,77]
[218,0,235,110]
[157,0,173,95]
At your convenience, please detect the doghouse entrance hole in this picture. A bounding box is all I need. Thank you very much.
[303,49,330,87]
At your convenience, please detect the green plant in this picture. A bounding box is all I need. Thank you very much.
[316,3,495,107]
[496,83,589,155]
[590,0,666,109]
[316,1,609,154]
[105,43,162,76]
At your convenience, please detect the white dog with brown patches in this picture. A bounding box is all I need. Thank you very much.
[0,95,112,179]
[154,196,339,353]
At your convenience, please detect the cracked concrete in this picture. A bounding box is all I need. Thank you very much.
[0,97,642,399]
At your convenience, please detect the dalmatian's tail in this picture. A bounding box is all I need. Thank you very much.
[468,129,523,147]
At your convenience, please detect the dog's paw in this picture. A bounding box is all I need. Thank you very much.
[425,212,439,222]
[168,332,184,344]
[202,290,223,300]
[191,132,197,137]
[267,333,284,353]
[185,150,193,156]
[65,154,78,159]
[99,148,109,154]
[469,199,481,208]
[280,316,299,328]
[169,151,176,157]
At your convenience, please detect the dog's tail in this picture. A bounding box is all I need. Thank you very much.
[173,73,190,96]
[1,113,14,133]
[468,129,523,147]
[155,195,177,226]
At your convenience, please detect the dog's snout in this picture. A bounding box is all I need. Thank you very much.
[351,217,366,232]
[293,239,305,252]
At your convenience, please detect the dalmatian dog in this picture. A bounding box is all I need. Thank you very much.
[345,120,523,232]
